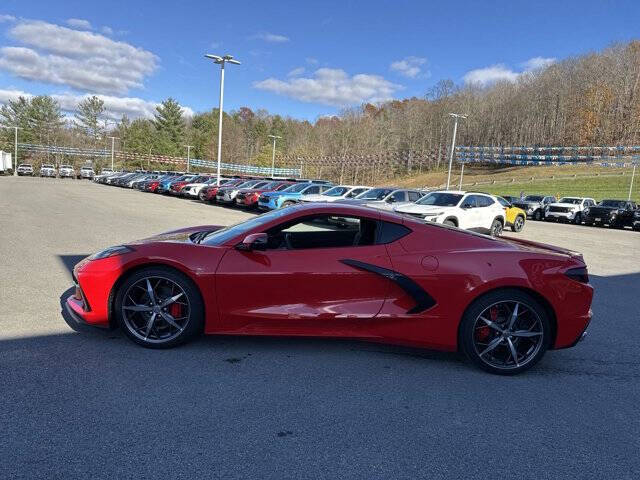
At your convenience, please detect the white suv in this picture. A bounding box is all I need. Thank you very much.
[544,197,596,224]
[59,164,75,178]
[80,166,95,179]
[394,190,506,236]
[17,163,34,176]
[40,164,57,177]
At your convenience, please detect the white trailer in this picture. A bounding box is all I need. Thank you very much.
[0,151,12,175]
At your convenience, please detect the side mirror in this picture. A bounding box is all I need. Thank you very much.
[236,233,268,251]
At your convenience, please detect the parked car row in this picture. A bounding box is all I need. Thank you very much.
[15,163,96,179]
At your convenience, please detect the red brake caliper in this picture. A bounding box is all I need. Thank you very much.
[169,303,182,318]
[476,306,498,341]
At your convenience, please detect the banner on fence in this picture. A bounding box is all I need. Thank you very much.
[456,146,640,167]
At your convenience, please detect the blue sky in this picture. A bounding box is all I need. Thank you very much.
[1,0,639,121]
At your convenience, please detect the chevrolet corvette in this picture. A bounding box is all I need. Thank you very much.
[65,204,593,374]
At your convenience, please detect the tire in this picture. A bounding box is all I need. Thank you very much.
[114,266,204,349]
[443,219,456,227]
[459,289,551,375]
[533,210,542,221]
[281,200,295,208]
[573,212,582,225]
[490,218,503,237]
[511,215,525,233]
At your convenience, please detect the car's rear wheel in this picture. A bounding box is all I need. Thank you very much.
[490,218,503,236]
[460,290,551,375]
[281,200,295,208]
[511,215,525,232]
[115,266,204,348]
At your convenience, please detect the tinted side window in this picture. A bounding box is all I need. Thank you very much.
[461,195,478,208]
[377,221,411,244]
[303,185,320,195]
[477,196,494,207]
[390,191,406,202]
[408,191,421,202]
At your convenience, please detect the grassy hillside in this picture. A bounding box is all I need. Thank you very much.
[390,165,639,202]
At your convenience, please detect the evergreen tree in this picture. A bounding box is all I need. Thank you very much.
[75,95,105,139]
[152,98,185,155]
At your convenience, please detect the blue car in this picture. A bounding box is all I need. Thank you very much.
[156,174,195,194]
[258,182,332,210]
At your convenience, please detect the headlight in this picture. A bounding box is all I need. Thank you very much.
[88,245,134,261]
[634,211,640,217]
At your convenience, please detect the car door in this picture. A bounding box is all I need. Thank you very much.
[458,195,479,229]
[215,213,393,335]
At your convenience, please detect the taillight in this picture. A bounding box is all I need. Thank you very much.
[565,267,589,283]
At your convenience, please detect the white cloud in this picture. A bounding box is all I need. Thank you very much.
[463,64,519,86]
[0,88,193,121]
[0,14,16,23]
[306,57,319,65]
[390,56,428,78]
[66,18,92,30]
[463,56,557,86]
[251,32,289,43]
[100,26,113,35]
[287,67,305,77]
[521,56,556,71]
[254,68,401,106]
[0,20,157,95]
[0,88,33,104]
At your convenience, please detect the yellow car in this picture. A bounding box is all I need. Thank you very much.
[497,196,526,232]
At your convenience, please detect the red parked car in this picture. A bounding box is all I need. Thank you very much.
[235,181,293,208]
[199,179,243,203]
[65,204,593,374]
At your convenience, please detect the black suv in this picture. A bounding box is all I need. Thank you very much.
[511,195,557,220]
[598,201,639,230]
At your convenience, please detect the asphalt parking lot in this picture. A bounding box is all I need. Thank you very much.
[1,176,639,479]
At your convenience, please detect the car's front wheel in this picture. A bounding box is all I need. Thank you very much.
[460,289,551,375]
[533,209,542,221]
[115,266,204,348]
[490,218,503,236]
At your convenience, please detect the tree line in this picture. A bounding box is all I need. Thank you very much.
[1,40,639,180]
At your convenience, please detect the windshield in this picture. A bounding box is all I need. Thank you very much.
[42,164,54,168]
[600,200,625,207]
[416,192,463,206]
[356,188,393,200]
[323,186,349,196]
[559,198,582,204]
[282,183,309,193]
[60,165,72,169]
[201,209,292,246]
[523,195,544,202]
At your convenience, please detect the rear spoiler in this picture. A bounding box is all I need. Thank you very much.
[502,236,585,262]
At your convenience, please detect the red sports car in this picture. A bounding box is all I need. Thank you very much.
[235,181,293,208]
[65,204,593,374]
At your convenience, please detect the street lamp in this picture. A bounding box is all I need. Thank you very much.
[107,136,118,171]
[184,145,193,173]
[205,54,241,185]
[446,113,467,190]
[0,125,20,176]
[268,134,282,176]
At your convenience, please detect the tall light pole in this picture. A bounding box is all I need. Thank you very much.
[0,126,20,175]
[205,54,241,185]
[268,134,282,176]
[629,163,637,201]
[184,145,193,173]
[446,113,467,190]
[107,136,118,171]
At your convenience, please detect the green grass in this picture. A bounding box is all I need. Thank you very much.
[477,174,638,202]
